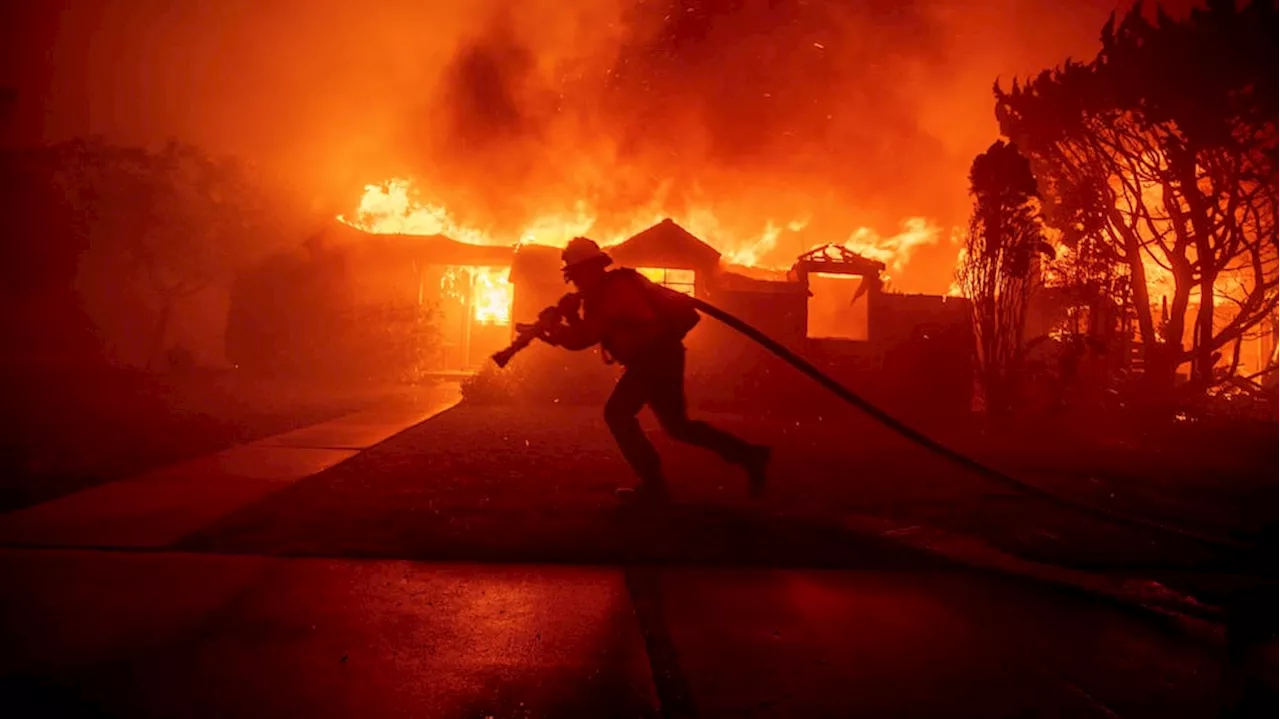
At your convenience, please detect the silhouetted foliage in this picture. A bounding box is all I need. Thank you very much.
[956,140,1052,419]
[2,138,307,367]
[995,0,1278,392]
[53,138,302,366]
[461,342,613,406]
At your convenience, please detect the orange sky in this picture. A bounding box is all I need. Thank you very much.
[0,0,1203,292]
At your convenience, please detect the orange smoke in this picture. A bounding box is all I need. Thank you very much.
[19,0,1151,300]
[324,2,999,292]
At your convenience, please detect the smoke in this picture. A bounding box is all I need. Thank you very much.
[412,1,958,234]
[7,0,1200,291]
[380,1,981,286]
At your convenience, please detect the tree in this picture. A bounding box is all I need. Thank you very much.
[994,0,1278,391]
[1044,232,1133,346]
[956,140,1052,419]
[52,138,302,367]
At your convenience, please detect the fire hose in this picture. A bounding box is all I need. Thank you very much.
[493,296,1253,552]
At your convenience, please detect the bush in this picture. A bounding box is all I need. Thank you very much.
[461,343,613,406]
[228,297,443,384]
[226,246,444,384]
[323,301,443,385]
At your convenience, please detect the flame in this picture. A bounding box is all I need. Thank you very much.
[439,266,512,325]
[339,179,490,245]
[472,267,513,325]
[339,178,844,271]
[438,267,466,305]
[822,217,944,277]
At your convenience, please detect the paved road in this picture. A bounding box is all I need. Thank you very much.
[0,548,1229,719]
[176,404,1252,585]
[0,398,1271,717]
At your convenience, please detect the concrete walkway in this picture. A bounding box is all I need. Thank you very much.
[0,383,461,548]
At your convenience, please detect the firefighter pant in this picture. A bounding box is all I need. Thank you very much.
[604,341,755,485]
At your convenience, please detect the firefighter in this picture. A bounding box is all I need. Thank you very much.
[543,236,771,503]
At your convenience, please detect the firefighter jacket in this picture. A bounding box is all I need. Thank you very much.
[547,269,676,365]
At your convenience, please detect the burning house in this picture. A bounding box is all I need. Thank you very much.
[229,218,972,416]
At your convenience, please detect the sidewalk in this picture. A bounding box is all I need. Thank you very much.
[0,383,461,548]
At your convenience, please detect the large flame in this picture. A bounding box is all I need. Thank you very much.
[340,179,490,245]
[339,178,947,278]
[438,265,513,326]
[825,218,947,284]
[472,267,513,325]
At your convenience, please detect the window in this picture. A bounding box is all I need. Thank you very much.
[637,267,696,297]
[807,272,869,341]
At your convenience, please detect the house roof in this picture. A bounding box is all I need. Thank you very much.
[794,244,886,277]
[607,218,722,270]
[326,221,516,267]
[715,269,808,294]
[327,218,737,274]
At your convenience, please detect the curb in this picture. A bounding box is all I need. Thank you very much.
[837,513,1230,642]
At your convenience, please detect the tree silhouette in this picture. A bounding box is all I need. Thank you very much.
[994,0,1278,391]
[53,138,300,367]
[956,139,1052,419]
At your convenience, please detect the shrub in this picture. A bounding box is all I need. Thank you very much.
[461,343,613,406]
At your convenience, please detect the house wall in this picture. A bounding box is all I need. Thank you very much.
[499,231,975,418]
[687,286,809,410]
[510,245,565,327]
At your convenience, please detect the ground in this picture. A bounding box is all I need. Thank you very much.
[182,402,1274,606]
[0,384,1274,717]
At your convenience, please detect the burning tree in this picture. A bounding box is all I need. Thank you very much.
[957,140,1052,419]
[994,0,1278,392]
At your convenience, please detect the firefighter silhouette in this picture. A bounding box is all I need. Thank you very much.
[544,237,771,503]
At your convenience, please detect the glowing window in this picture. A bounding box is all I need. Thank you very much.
[442,265,513,326]
[470,266,513,326]
[807,272,869,341]
[638,267,696,297]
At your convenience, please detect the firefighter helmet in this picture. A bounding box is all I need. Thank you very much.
[561,236,612,273]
